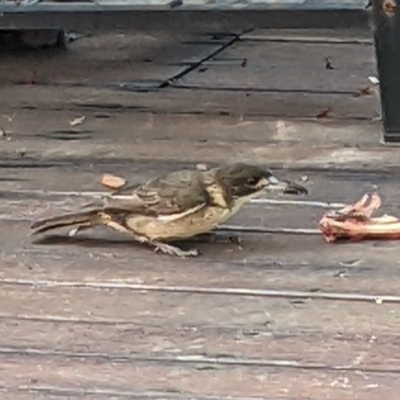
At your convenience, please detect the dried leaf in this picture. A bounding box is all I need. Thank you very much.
[325,58,334,70]
[2,114,15,122]
[68,228,79,237]
[27,70,37,85]
[316,109,330,119]
[355,86,375,97]
[339,259,362,267]
[195,364,219,371]
[101,173,126,190]
[196,163,208,171]
[69,115,86,127]
[368,76,380,85]
[333,269,348,278]
[300,175,308,182]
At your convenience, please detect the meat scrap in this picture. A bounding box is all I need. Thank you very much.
[319,193,400,243]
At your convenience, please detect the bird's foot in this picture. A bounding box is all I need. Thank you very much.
[151,241,199,257]
[227,234,242,246]
[197,231,242,245]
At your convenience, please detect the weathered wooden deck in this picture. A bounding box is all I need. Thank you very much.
[1,26,400,399]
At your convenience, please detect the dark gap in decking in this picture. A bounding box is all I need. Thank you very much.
[158,32,248,88]
[170,84,360,96]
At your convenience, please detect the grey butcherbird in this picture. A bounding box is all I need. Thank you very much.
[30,162,307,257]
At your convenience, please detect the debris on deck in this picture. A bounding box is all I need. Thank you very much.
[320,193,400,243]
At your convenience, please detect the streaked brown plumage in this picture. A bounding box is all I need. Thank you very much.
[30,162,307,257]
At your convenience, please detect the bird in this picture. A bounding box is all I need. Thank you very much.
[30,162,307,257]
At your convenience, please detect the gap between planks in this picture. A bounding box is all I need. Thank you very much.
[0,279,395,304]
[241,35,373,45]
[0,346,398,374]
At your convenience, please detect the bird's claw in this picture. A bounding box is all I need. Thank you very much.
[199,232,242,245]
[228,235,242,245]
[152,242,199,257]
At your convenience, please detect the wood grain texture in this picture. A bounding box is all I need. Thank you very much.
[179,41,377,92]
[0,26,396,399]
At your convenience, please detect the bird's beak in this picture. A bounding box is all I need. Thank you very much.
[265,176,308,195]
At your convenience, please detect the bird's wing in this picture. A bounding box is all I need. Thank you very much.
[104,170,211,219]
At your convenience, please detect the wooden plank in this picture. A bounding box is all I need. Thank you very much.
[0,120,390,170]
[3,136,395,169]
[1,217,400,296]
[0,388,308,400]
[0,392,124,400]
[0,284,399,334]
[0,104,379,146]
[0,32,229,86]
[0,162,398,206]
[0,393,70,400]
[0,84,378,120]
[240,28,373,42]
[1,165,400,298]
[0,317,398,369]
[0,354,397,399]
[0,113,383,164]
[178,41,377,92]
[0,27,394,400]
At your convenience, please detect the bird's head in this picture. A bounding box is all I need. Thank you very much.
[216,163,307,199]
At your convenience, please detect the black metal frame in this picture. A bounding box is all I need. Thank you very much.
[0,3,369,32]
[5,1,400,143]
[371,0,400,143]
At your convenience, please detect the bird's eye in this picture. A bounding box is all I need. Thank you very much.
[247,176,259,186]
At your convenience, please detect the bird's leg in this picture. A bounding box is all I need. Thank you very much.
[150,241,199,257]
[99,213,198,257]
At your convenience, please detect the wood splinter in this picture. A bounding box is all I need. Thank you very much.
[319,193,400,243]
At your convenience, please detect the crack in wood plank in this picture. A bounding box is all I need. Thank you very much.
[0,279,396,304]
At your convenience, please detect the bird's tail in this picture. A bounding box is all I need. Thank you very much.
[30,209,101,235]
